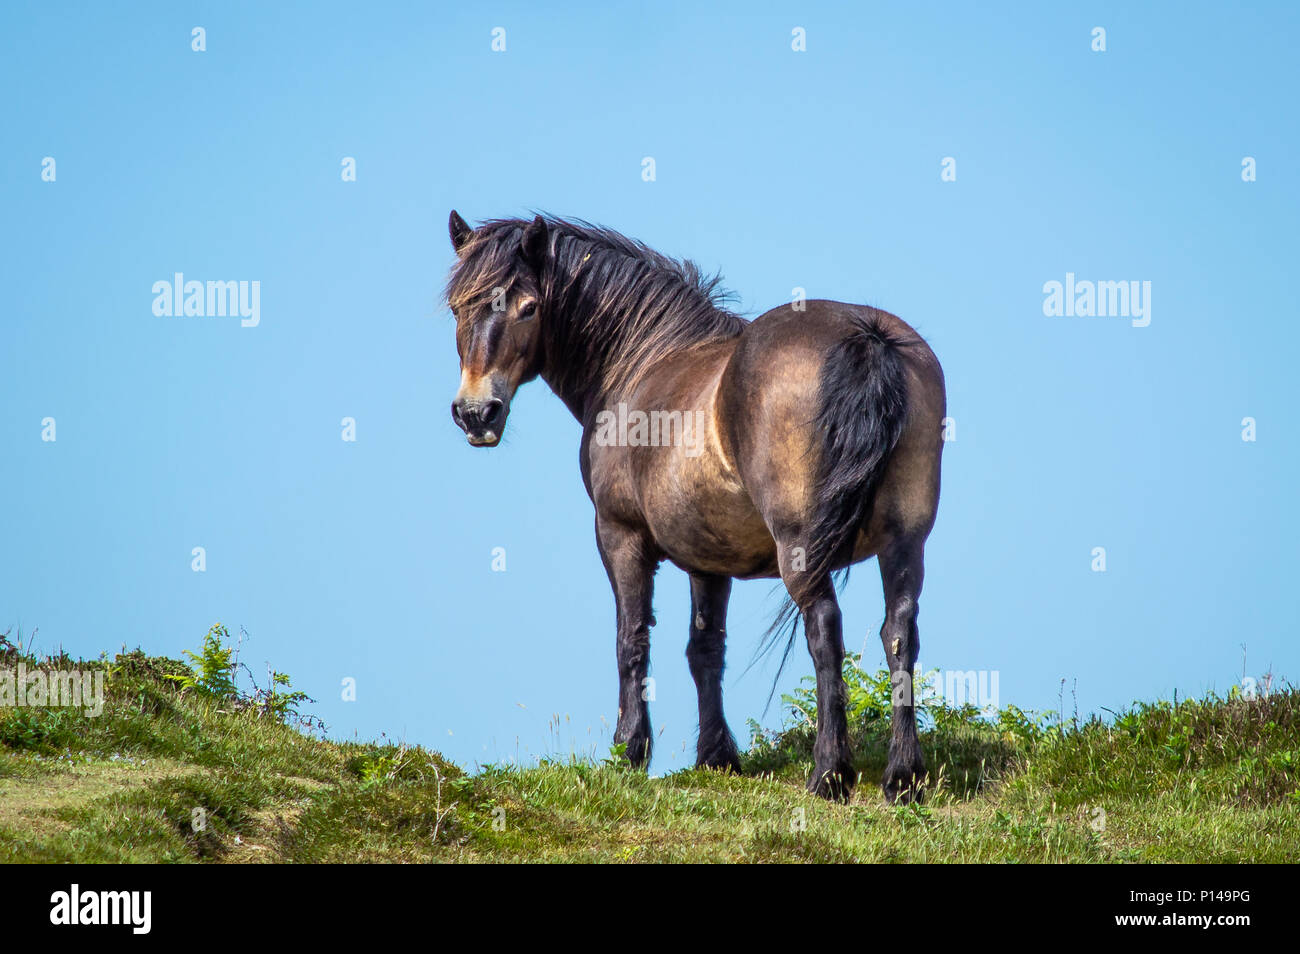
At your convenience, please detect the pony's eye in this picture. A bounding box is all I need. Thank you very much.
[518,300,537,320]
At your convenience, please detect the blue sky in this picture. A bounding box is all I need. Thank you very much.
[2,2,1296,775]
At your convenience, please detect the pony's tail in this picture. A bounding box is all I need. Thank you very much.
[754,313,912,711]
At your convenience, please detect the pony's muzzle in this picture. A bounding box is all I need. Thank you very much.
[451,397,505,446]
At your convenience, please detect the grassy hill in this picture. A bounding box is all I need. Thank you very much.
[2,626,1296,863]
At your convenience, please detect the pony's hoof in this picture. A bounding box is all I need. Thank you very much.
[616,735,652,770]
[702,764,743,779]
[882,764,927,805]
[696,755,743,775]
[807,763,856,802]
[695,737,743,774]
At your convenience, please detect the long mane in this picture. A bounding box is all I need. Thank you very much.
[446,216,747,399]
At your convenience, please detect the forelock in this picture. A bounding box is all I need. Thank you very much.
[445,223,526,315]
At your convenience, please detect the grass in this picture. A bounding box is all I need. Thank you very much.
[1,628,1296,863]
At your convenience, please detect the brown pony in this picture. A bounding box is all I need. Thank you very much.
[444,212,945,802]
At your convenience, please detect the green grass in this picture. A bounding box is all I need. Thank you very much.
[1,632,1296,863]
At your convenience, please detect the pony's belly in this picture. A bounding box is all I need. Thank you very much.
[636,449,779,578]
[660,512,780,578]
[657,511,780,578]
[848,529,884,565]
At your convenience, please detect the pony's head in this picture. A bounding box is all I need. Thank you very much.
[444,210,549,446]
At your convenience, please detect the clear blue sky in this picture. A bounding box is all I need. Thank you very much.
[3,2,1296,775]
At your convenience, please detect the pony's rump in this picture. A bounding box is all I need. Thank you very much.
[800,313,912,599]
[757,313,912,692]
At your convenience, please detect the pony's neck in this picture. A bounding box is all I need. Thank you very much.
[535,236,739,425]
[534,257,635,423]
[536,294,602,422]
[539,366,599,424]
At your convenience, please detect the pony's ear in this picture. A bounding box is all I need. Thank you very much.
[449,210,473,252]
[520,215,548,270]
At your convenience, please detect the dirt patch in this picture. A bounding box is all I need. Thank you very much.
[221,776,329,864]
[0,757,199,838]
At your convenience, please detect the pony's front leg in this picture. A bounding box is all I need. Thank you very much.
[686,572,742,772]
[596,516,658,769]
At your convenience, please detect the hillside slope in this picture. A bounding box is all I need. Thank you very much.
[1,633,1296,863]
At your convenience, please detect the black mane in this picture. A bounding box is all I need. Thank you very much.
[447,216,747,402]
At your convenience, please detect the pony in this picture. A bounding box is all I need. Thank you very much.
[444,212,945,802]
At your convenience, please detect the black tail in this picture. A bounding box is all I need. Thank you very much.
[754,313,912,709]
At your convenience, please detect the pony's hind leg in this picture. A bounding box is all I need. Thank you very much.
[595,516,658,769]
[686,573,742,773]
[877,535,928,803]
[803,585,855,800]
[778,558,855,801]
